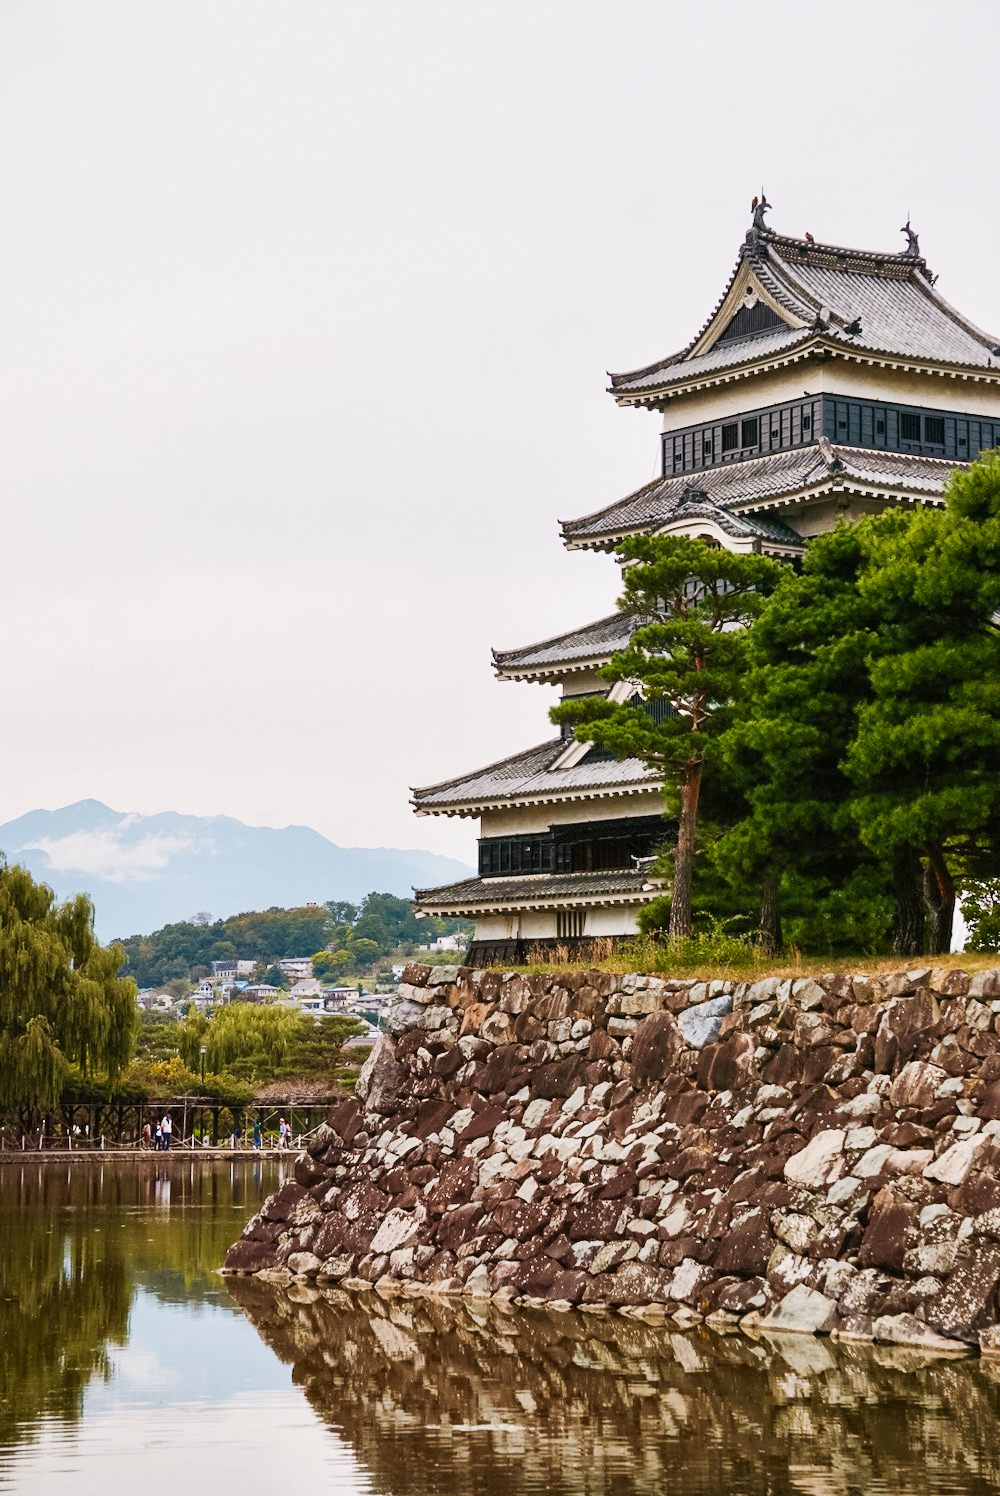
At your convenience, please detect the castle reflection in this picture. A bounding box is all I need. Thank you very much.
[228,1277,1000,1496]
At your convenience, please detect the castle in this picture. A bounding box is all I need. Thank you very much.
[412,203,1000,966]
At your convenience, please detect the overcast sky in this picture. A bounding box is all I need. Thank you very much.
[1,1,998,869]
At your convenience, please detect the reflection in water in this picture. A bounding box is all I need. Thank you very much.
[229,1277,1000,1496]
[0,1158,289,1460]
[5,1158,1000,1495]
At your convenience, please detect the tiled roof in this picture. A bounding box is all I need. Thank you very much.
[411,737,661,816]
[611,228,1000,399]
[493,613,646,679]
[561,444,956,548]
[414,869,654,912]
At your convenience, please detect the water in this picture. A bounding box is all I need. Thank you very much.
[4,1160,1000,1495]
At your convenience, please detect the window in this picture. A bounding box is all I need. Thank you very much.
[802,414,811,431]
[702,438,713,457]
[556,910,586,940]
[721,423,738,453]
[876,418,885,435]
[900,412,921,442]
[924,416,945,445]
[741,417,759,448]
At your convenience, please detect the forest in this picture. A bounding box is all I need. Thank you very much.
[114,894,468,988]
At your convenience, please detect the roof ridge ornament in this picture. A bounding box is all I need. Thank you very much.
[901,218,920,257]
[817,434,844,473]
[746,191,772,248]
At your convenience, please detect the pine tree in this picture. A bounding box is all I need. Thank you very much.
[847,453,1000,954]
[551,534,783,937]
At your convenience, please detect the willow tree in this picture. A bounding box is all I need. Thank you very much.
[551,534,783,937]
[0,861,138,1110]
[182,1001,303,1081]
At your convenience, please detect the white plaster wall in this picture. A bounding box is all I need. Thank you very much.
[474,903,644,942]
[480,789,663,838]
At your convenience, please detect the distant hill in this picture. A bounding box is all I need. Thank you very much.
[0,800,474,942]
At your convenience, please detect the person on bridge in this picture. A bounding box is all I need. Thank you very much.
[161,1113,172,1150]
[253,1121,262,1150]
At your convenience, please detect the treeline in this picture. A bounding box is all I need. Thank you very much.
[554,449,1000,958]
[116,894,468,989]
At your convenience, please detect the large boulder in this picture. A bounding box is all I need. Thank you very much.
[678,996,732,1049]
[631,1011,683,1086]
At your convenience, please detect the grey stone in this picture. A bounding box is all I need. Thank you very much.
[760,1283,838,1335]
[677,996,732,1048]
[872,1313,971,1354]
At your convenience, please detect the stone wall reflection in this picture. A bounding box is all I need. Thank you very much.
[229,1278,1000,1495]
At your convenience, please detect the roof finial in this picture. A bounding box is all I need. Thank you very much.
[750,190,771,233]
[900,217,920,257]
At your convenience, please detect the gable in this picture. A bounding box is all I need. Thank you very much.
[688,259,804,360]
[718,299,785,342]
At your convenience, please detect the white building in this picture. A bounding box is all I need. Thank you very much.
[279,957,314,982]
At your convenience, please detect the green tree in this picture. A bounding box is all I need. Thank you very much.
[710,523,893,954]
[287,1014,367,1076]
[551,535,783,937]
[325,900,359,927]
[184,1003,302,1083]
[846,452,1000,954]
[0,862,138,1110]
[349,938,380,970]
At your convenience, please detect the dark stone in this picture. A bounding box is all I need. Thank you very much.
[543,1233,573,1262]
[262,1181,309,1223]
[458,1104,507,1142]
[858,1188,919,1272]
[427,1158,479,1211]
[400,962,432,986]
[311,1215,347,1259]
[631,1011,683,1087]
[588,1028,620,1061]
[294,1154,328,1189]
[926,1243,1000,1343]
[711,1207,774,1276]
[433,1047,464,1079]
[566,1200,624,1241]
[802,1047,841,1086]
[697,1032,757,1093]
[224,1238,277,1271]
[548,1269,589,1303]
[976,1082,1000,1121]
[760,1045,803,1088]
[530,1056,587,1100]
[491,1199,549,1242]
[658,1236,706,1267]
[608,1262,675,1305]
[437,1202,486,1252]
[947,1172,1000,1217]
[328,1096,363,1144]
[596,1167,638,1202]
[477,1046,529,1096]
[662,1091,711,1128]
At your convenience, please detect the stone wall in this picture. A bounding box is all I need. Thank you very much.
[224,961,1000,1352]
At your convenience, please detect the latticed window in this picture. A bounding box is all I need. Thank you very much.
[556,910,586,939]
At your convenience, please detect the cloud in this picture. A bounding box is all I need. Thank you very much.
[22,830,202,883]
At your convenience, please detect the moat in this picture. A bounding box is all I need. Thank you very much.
[4,1157,1000,1494]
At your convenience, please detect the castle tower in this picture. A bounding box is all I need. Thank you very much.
[412,206,1000,967]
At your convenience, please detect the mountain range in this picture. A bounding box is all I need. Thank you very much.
[0,800,473,942]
